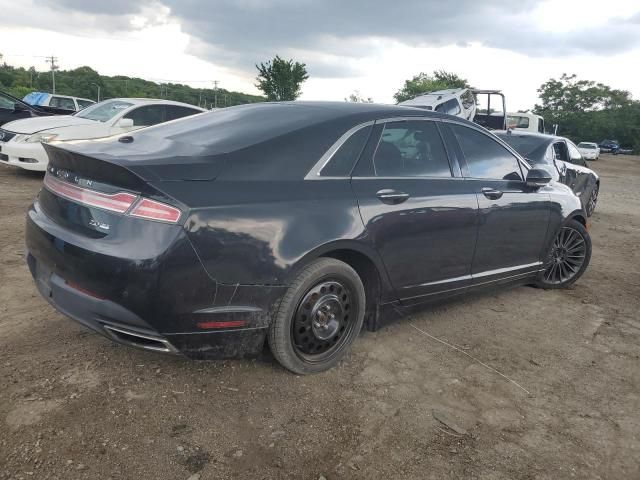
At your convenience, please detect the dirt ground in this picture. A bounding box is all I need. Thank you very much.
[1,154,639,480]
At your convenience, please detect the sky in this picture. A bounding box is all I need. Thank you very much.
[0,0,639,110]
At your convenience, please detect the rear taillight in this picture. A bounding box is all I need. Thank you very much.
[129,198,182,223]
[43,173,183,224]
[44,174,136,214]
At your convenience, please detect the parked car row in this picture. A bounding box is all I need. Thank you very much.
[23,92,95,112]
[21,101,594,374]
[0,98,205,171]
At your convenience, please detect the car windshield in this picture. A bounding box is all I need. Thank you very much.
[578,143,596,149]
[497,134,545,160]
[74,100,133,122]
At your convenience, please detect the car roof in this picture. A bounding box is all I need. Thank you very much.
[98,98,205,110]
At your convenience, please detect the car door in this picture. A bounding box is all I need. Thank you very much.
[351,118,478,304]
[445,121,551,283]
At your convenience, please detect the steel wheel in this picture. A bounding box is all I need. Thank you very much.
[542,226,587,285]
[586,185,598,216]
[291,279,357,363]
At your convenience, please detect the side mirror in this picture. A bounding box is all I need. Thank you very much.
[14,102,27,112]
[115,118,134,128]
[526,168,552,188]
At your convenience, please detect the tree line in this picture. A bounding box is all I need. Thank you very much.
[1,56,637,151]
[0,63,264,108]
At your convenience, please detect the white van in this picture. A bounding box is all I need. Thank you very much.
[506,112,545,134]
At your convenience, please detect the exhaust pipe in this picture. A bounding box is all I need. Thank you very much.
[102,325,178,354]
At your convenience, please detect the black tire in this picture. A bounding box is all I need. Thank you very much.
[536,219,591,289]
[585,184,599,217]
[268,258,365,374]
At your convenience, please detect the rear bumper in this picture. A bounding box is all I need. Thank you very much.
[25,202,286,359]
[0,141,48,171]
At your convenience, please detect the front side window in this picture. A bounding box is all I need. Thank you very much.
[373,120,451,177]
[567,142,586,165]
[75,100,133,122]
[320,125,371,177]
[451,124,523,181]
[124,105,166,127]
[553,142,569,161]
[76,99,94,110]
[50,96,76,110]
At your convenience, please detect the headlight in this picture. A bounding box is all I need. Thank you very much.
[24,133,58,143]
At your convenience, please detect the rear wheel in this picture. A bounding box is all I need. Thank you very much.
[268,258,365,374]
[585,184,599,217]
[536,220,591,289]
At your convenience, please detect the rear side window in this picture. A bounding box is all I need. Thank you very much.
[124,105,166,127]
[450,124,523,181]
[320,125,371,177]
[373,120,451,177]
[50,96,76,110]
[166,105,202,121]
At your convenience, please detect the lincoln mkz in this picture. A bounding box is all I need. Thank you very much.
[25,102,592,373]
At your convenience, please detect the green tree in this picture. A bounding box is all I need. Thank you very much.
[0,62,265,107]
[393,70,470,103]
[533,74,639,151]
[255,55,309,101]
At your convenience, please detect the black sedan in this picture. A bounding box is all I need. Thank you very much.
[496,131,600,217]
[25,102,592,374]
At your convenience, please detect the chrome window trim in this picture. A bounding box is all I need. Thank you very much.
[304,120,374,180]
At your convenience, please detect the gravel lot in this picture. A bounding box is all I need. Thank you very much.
[1,154,639,480]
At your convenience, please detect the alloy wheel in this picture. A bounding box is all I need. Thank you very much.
[586,186,598,216]
[543,226,587,285]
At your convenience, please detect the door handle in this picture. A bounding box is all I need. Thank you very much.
[481,187,503,200]
[376,189,410,205]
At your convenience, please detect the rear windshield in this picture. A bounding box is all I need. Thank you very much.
[577,143,596,149]
[137,103,345,154]
[497,134,546,158]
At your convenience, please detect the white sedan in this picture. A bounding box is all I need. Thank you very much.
[577,142,600,160]
[0,98,205,171]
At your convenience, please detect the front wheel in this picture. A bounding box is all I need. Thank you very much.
[536,220,591,289]
[585,184,599,217]
[268,258,365,374]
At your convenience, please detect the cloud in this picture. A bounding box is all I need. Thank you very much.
[3,0,640,77]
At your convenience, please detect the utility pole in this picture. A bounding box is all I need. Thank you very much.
[45,55,58,93]
[91,83,101,102]
[213,80,219,108]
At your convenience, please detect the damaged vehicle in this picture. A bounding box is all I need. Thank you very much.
[399,88,507,130]
[26,102,592,374]
[497,130,600,216]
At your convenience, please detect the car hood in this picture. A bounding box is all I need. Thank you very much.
[1,115,99,134]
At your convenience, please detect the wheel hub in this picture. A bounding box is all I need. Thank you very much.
[292,280,352,356]
[311,296,342,340]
